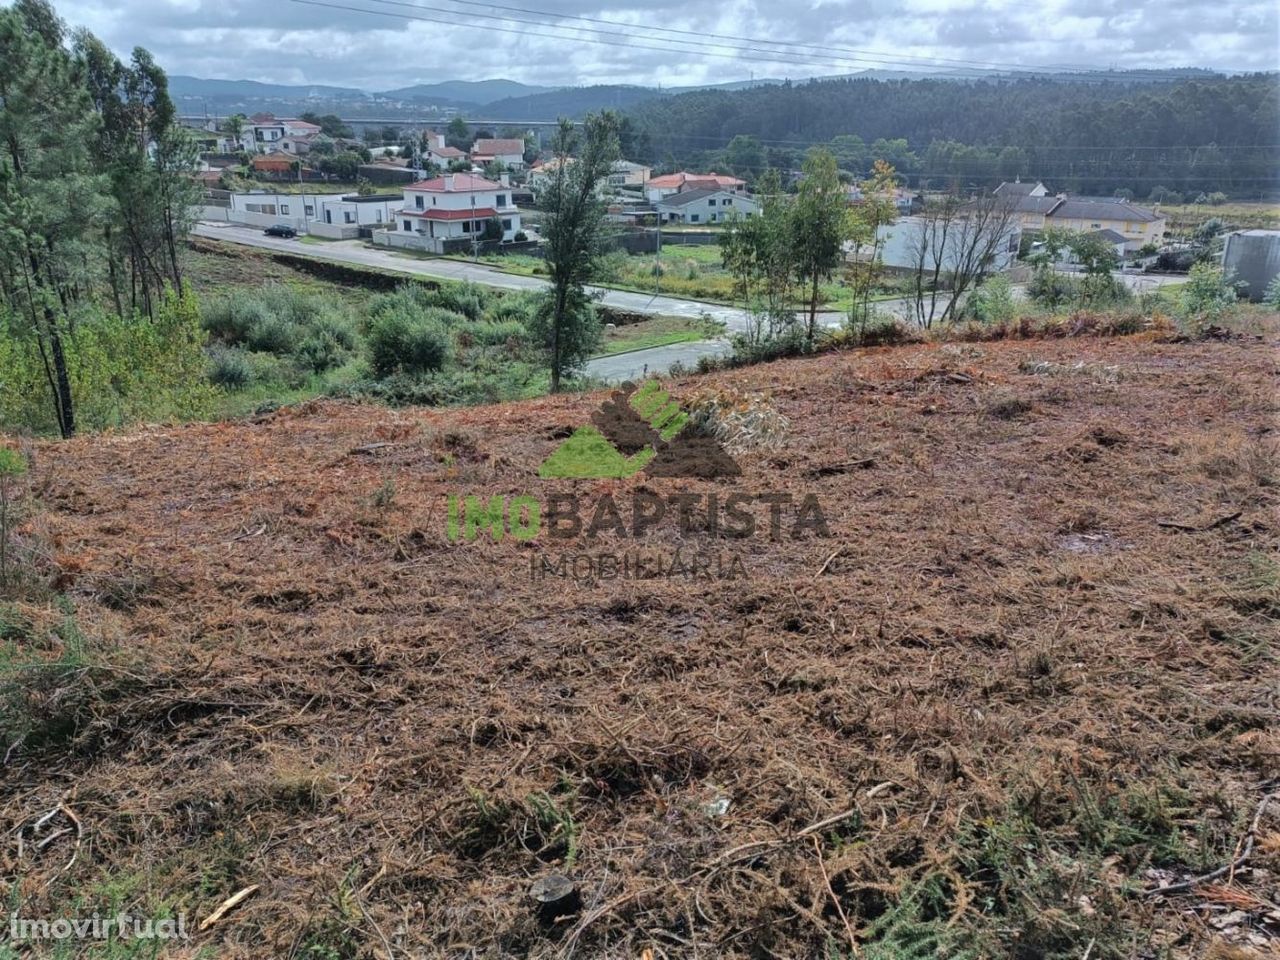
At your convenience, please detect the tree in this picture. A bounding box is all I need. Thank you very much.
[719,168,796,341]
[221,113,246,152]
[908,192,1017,328]
[789,148,849,344]
[446,117,470,151]
[300,111,352,139]
[845,160,899,335]
[723,135,764,181]
[481,215,503,242]
[537,113,619,392]
[0,0,102,437]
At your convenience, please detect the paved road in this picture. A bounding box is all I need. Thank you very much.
[584,339,734,382]
[194,222,785,329]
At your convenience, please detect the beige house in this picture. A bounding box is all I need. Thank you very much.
[995,182,1166,251]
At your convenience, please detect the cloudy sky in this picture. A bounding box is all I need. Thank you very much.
[54,0,1279,91]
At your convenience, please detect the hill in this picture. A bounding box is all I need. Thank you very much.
[6,328,1277,957]
[381,78,550,104]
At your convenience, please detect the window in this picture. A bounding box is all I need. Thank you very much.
[724,198,733,205]
[280,204,290,215]
[375,211,382,222]
[403,220,411,231]
[305,205,314,217]
[416,195,424,209]
[502,219,512,231]
[344,212,355,224]
[496,194,507,207]
[708,199,715,206]
[690,214,700,223]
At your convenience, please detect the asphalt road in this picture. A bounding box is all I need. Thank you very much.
[584,339,734,382]
[193,222,787,329]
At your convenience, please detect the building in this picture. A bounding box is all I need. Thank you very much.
[1043,198,1165,251]
[427,144,467,166]
[872,214,1021,272]
[470,138,526,170]
[1063,229,1128,264]
[527,157,575,193]
[656,188,759,224]
[644,172,746,203]
[221,191,400,237]
[249,155,296,175]
[993,180,1050,199]
[992,182,1166,252]
[608,160,651,189]
[382,173,521,253]
[1223,230,1280,302]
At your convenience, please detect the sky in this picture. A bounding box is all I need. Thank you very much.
[54,0,1280,91]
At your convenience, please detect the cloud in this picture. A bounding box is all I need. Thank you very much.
[53,0,1280,91]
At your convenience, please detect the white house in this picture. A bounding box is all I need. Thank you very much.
[382,173,521,253]
[608,160,651,188]
[872,214,1021,272]
[223,191,399,238]
[656,189,758,224]
[644,172,746,203]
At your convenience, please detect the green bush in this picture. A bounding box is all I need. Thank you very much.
[296,331,347,374]
[457,320,528,347]
[428,282,487,321]
[207,346,253,389]
[201,293,269,344]
[367,310,453,378]
[1181,263,1241,324]
[966,275,1017,324]
[245,314,301,355]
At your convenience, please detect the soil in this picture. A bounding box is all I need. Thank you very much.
[3,326,1278,958]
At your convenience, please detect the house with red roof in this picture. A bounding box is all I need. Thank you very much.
[390,173,521,252]
[470,138,527,170]
[644,171,746,203]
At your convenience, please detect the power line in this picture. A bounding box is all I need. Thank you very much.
[283,0,1240,83]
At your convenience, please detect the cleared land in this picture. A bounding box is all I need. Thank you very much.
[2,323,1278,958]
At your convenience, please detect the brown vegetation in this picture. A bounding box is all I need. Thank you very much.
[2,324,1278,957]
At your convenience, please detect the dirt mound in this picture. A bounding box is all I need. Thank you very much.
[3,331,1278,958]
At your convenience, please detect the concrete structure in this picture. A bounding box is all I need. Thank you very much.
[608,160,651,188]
[873,215,1021,272]
[381,173,521,253]
[644,172,746,203]
[656,188,759,224]
[1223,230,1280,302]
[224,191,399,236]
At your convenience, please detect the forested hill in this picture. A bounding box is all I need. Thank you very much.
[622,73,1280,199]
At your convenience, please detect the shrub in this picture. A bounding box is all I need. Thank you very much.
[207,346,253,389]
[245,314,301,355]
[484,291,541,326]
[367,310,453,378]
[457,320,529,348]
[513,231,528,242]
[296,331,347,374]
[1265,274,1280,310]
[1181,263,1241,325]
[201,294,269,344]
[429,282,486,321]
[965,275,1017,325]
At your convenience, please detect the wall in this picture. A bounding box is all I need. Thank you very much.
[1223,231,1280,302]
[307,221,361,240]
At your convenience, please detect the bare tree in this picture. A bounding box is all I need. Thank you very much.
[909,192,1017,328]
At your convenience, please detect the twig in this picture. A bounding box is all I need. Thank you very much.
[1156,511,1242,533]
[812,836,858,957]
[199,884,260,930]
[1145,792,1275,897]
[814,547,845,579]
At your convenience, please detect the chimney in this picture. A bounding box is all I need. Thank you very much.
[444,174,455,191]
[499,173,510,187]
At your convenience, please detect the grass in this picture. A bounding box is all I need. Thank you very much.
[595,314,723,356]
[1159,201,1280,233]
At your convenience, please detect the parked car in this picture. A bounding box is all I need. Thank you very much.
[264,224,297,238]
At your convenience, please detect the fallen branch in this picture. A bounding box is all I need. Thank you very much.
[1156,511,1242,533]
[200,884,260,930]
[1145,792,1275,897]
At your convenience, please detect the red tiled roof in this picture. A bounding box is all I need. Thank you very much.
[429,146,466,159]
[250,155,293,170]
[398,207,498,221]
[404,174,502,193]
[647,171,744,189]
[471,138,524,155]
